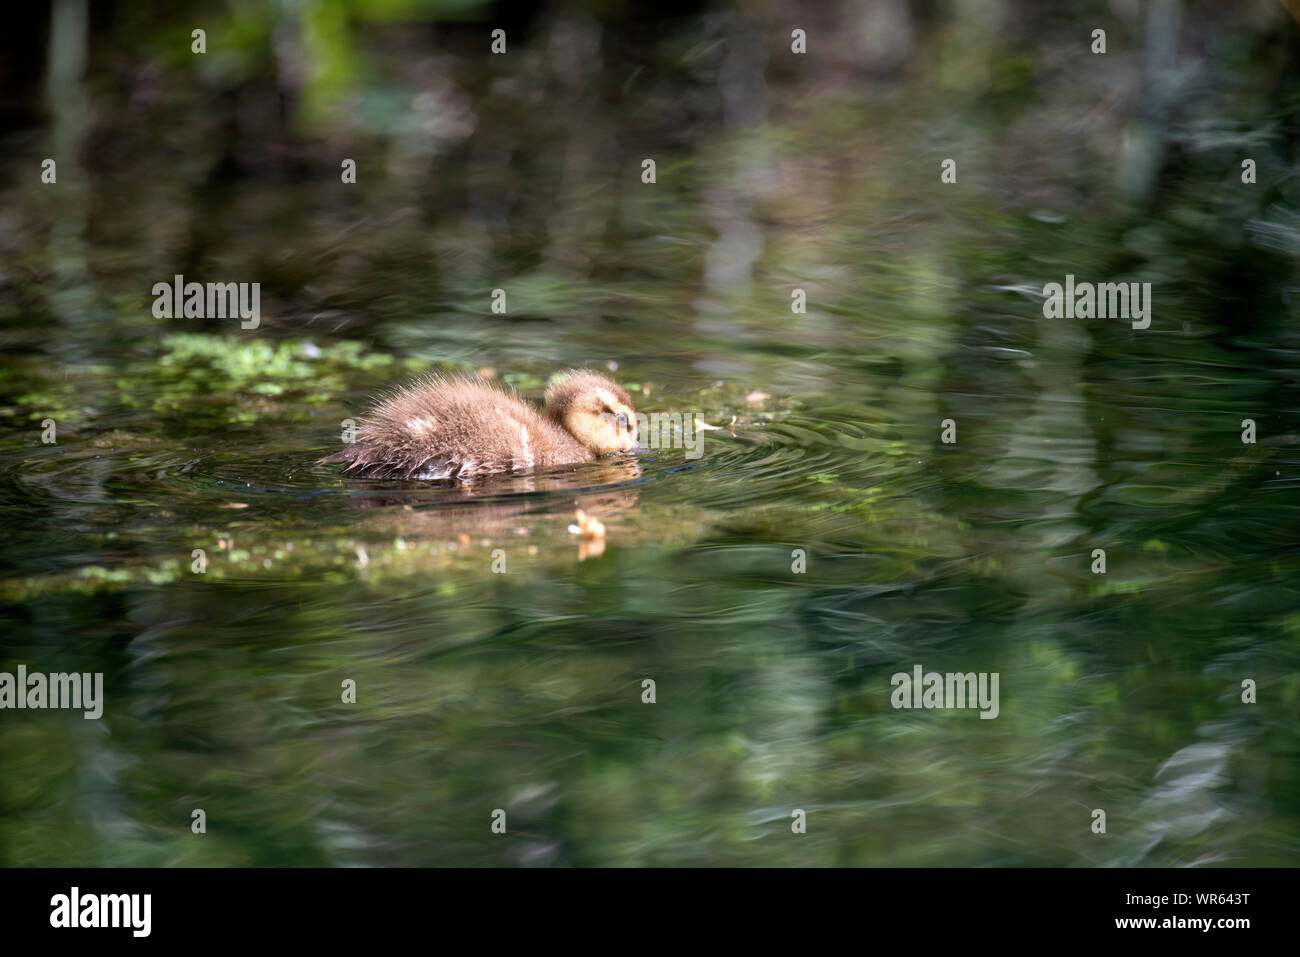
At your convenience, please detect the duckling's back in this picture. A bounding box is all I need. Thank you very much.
[319,377,590,480]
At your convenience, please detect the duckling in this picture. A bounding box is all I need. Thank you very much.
[319,370,638,480]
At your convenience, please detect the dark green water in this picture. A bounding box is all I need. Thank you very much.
[1,1,1298,866]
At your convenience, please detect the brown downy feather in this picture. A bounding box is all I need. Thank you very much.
[319,371,636,481]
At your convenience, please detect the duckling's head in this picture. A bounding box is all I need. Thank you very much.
[545,371,638,454]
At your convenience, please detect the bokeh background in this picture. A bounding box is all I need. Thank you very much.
[1,0,1298,865]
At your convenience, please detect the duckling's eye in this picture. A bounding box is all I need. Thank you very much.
[616,412,628,430]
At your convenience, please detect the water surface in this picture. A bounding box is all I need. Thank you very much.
[1,0,1298,866]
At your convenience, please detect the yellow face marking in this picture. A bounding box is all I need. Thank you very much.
[559,385,637,453]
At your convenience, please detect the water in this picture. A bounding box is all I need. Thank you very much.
[1,0,1298,867]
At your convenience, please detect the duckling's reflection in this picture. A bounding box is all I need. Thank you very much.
[330,455,642,559]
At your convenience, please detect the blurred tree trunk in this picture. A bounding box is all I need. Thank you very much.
[1120,0,1183,204]
[45,0,94,321]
